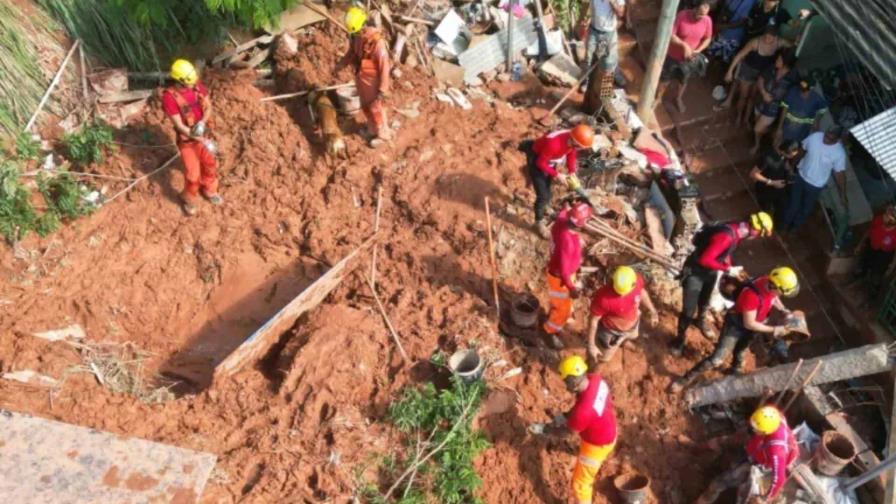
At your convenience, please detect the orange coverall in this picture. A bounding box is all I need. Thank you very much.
[339,27,391,137]
[161,85,218,202]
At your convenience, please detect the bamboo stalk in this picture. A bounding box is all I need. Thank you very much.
[363,271,409,363]
[260,82,353,102]
[484,197,501,327]
[583,221,678,269]
[25,40,81,132]
[541,60,599,123]
[371,186,383,289]
[399,15,435,26]
[305,2,350,34]
[782,360,824,413]
[774,358,804,406]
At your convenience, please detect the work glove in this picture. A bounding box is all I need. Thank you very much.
[190,121,207,138]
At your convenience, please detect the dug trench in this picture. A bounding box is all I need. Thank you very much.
[0,24,735,503]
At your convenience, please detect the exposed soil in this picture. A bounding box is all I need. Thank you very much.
[0,20,753,504]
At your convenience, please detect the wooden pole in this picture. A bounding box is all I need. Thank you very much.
[774,358,804,406]
[363,271,410,363]
[79,44,88,101]
[505,0,515,70]
[484,197,501,327]
[305,2,350,34]
[25,40,81,132]
[371,187,383,289]
[782,360,824,413]
[636,0,680,124]
[541,60,600,123]
[260,82,353,102]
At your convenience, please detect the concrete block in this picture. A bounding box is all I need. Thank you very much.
[537,53,582,87]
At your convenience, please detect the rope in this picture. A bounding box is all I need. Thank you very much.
[113,141,176,149]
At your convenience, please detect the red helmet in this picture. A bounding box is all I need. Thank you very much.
[568,201,593,227]
[570,124,595,148]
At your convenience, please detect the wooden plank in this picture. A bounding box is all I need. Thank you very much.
[97,89,153,104]
[213,236,375,379]
[212,34,275,66]
[0,409,216,503]
[685,343,892,407]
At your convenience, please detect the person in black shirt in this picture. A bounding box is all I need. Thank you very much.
[750,140,799,217]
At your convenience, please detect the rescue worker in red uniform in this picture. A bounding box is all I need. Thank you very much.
[671,267,799,392]
[543,199,593,348]
[337,7,392,147]
[522,125,595,237]
[695,406,798,503]
[556,355,618,504]
[586,265,659,364]
[161,59,221,216]
[857,205,896,296]
[670,212,774,355]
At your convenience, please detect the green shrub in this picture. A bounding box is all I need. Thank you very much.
[360,377,489,504]
[62,121,114,166]
[38,172,95,221]
[0,161,38,242]
[15,132,42,161]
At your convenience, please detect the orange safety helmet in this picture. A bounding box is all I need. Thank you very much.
[569,124,595,148]
[568,201,594,227]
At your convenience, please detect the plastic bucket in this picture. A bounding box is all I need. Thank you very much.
[448,349,484,383]
[814,430,856,476]
[335,85,360,115]
[510,294,539,328]
[613,473,650,504]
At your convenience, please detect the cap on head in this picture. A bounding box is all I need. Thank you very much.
[345,6,367,34]
[750,211,774,237]
[170,59,198,86]
[570,124,595,149]
[612,266,638,296]
[750,406,783,435]
[568,201,594,228]
[769,266,799,297]
[558,355,588,380]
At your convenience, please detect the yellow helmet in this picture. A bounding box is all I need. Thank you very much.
[170,59,198,86]
[750,406,783,435]
[768,266,799,297]
[558,355,588,380]
[750,211,774,236]
[611,266,638,296]
[345,6,367,34]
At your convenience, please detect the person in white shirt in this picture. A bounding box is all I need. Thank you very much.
[578,0,625,85]
[781,125,848,232]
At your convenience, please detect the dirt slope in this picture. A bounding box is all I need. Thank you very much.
[0,24,722,503]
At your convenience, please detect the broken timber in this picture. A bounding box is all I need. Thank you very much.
[213,236,376,380]
[685,343,893,407]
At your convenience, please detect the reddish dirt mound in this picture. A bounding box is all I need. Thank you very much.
[0,26,726,504]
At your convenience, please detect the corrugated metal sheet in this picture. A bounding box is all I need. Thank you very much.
[810,0,896,89]
[851,106,896,180]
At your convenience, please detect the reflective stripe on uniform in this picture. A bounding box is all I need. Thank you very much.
[548,290,569,299]
[578,455,601,468]
[784,112,818,124]
[545,320,564,331]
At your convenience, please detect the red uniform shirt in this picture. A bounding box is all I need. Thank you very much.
[567,374,617,445]
[161,83,208,123]
[533,130,579,178]
[667,10,713,62]
[697,223,746,271]
[746,419,798,500]
[734,277,777,323]
[589,274,644,331]
[548,211,583,290]
[869,214,896,252]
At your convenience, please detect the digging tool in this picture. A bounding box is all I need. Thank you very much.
[484,197,501,327]
[540,60,600,125]
[260,82,353,102]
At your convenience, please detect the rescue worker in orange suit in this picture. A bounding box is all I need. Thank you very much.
[336,7,392,147]
[671,266,799,392]
[551,356,618,504]
[161,59,222,216]
[670,212,774,355]
[543,199,594,349]
[586,265,658,364]
[695,406,798,503]
[522,124,595,238]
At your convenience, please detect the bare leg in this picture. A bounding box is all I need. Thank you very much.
[655,81,671,108]
[675,79,688,114]
[735,81,751,125]
[752,114,774,154]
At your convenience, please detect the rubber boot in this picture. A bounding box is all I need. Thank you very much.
[535,219,551,239]
[698,311,717,340]
[669,316,691,356]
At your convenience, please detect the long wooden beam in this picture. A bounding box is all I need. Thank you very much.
[213,236,375,380]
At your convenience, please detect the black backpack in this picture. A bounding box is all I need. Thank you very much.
[691,222,735,252]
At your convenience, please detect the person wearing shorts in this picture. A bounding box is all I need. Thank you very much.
[656,1,713,113]
[751,49,797,153]
[719,26,791,126]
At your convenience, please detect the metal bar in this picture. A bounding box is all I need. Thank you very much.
[844,452,896,493]
[636,0,680,123]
